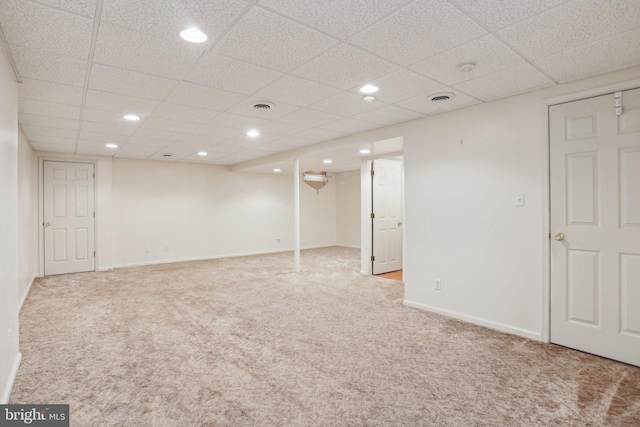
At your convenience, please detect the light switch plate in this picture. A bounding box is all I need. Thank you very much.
[515,192,525,207]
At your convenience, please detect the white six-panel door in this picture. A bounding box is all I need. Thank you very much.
[372,159,403,275]
[44,161,96,275]
[550,88,640,367]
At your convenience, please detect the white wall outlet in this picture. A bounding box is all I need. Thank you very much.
[435,279,441,290]
[145,246,150,253]
[515,192,525,207]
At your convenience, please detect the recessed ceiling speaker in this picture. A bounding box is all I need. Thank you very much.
[253,101,275,110]
[429,92,456,102]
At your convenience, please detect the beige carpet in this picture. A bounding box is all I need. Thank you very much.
[12,247,640,426]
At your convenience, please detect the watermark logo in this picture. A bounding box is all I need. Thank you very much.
[0,405,68,426]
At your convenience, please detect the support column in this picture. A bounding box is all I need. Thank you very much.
[293,158,300,272]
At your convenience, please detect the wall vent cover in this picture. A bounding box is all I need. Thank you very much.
[253,101,275,110]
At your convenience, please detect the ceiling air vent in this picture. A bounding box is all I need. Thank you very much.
[253,101,275,110]
[162,153,173,157]
[429,92,456,103]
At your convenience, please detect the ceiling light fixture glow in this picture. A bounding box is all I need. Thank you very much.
[247,129,260,138]
[273,168,281,172]
[105,143,118,148]
[180,28,208,43]
[323,159,332,164]
[198,151,207,156]
[123,114,140,121]
[363,95,376,102]
[359,149,370,154]
[359,84,378,94]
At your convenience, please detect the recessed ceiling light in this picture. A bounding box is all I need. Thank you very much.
[247,129,260,138]
[180,28,208,43]
[323,159,332,164]
[273,168,281,173]
[123,114,140,121]
[359,84,378,94]
[198,151,207,156]
[363,95,376,102]
[359,149,370,154]
[105,143,118,149]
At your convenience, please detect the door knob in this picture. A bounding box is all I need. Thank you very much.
[45,222,51,227]
[397,221,403,226]
[554,232,565,241]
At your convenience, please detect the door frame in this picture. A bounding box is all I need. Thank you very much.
[38,157,99,277]
[542,77,640,343]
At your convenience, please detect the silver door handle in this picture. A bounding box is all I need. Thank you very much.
[397,221,403,226]
[45,222,51,227]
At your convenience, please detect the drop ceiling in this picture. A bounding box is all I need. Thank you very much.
[1,0,639,168]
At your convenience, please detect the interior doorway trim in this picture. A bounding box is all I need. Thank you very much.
[38,156,99,277]
[540,77,640,343]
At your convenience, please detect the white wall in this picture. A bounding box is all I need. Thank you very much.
[300,172,336,249]
[0,42,21,404]
[18,129,38,307]
[335,170,360,248]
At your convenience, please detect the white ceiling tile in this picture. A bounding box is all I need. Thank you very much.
[76,144,119,156]
[178,153,223,164]
[94,22,204,79]
[310,92,384,117]
[191,125,242,139]
[114,151,154,159]
[11,46,87,87]
[396,90,480,115]
[218,136,268,149]
[362,69,444,103]
[318,118,382,134]
[0,0,93,59]
[30,142,76,153]
[81,121,138,136]
[258,0,414,39]
[256,121,309,136]
[89,64,178,101]
[84,90,160,114]
[213,151,264,165]
[19,78,84,106]
[133,128,184,141]
[498,0,640,60]
[253,75,341,107]
[153,103,220,124]
[349,0,486,66]
[147,152,188,162]
[19,99,80,120]
[270,135,316,147]
[166,82,246,111]
[22,125,78,139]
[536,27,640,83]
[142,117,199,134]
[453,63,555,101]
[79,130,129,144]
[409,35,526,86]
[203,144,244,154]
[279,108,343,128]
[126,137,173,148]
[214,7,338,72]
[253,142,295,154]
[19,113,79,130]
[206,113,269,130]
[455,0,570,30]
[186,52,283,95]
[164,140,212,152]
[101,0,247,45]
[351,104,423,126]
[294,128,346,141]
[226,97,300,120]
[293,43,398,90]
[177,133,228,146]
[32,0,98,18]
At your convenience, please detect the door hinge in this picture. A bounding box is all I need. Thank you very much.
[615,91,622,116]
[371,212,375,219]
[93,172,95,178]
[93,251,96,257]
[548,232,551,240]
[370,169,374,176]
[93,212,95,218]
[371,255,375,261]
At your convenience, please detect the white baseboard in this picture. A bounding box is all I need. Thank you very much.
[336,244,361,249]
[1,352,22,404]
[110,245,338,270]
[403,300,542,342]
[19,274,38,312]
